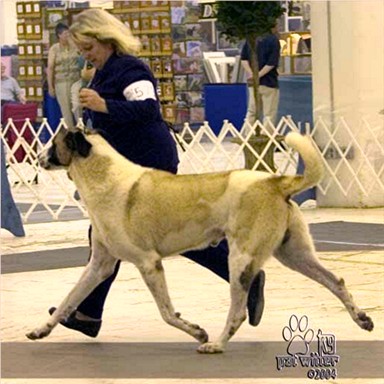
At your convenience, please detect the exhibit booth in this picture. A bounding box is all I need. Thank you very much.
[2,0,314,131]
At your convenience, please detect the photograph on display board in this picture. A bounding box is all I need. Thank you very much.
[140,15,151,32]
[199,19,216,51]
[171,6,186,24]
[189,106,205,122]
[162,82,175,100]
[173,41,186,57]
[172,25,187,41]
[156,83,162,99]
[150,15,161,32]
[160,15,171,32]
[141,35,151,55]
[162,104,176,121]
[186,41,202,57]
[130,14,141,31]
[162,57,173,76]
[216,32,241,51]
[183,4,200,23]
[161,36,173,54]
[175,92,189,108]
[174,57,202,74]
[173,57,202,75]
[172,58,183,73]
[187,74,204,91]
[45,10,65,27]
[174,75,188,91]
[150,36,162,54]
[185,23,201,39]
[151,58,163,77]
[187,91,203,107]
[176,108,190,124]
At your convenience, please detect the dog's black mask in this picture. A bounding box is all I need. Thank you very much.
[65,131,92,158]
[47,143,62,166]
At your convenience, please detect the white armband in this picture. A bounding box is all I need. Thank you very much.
[123,80,157,101]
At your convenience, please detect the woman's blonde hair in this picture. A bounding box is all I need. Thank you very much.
[69,8,141,55]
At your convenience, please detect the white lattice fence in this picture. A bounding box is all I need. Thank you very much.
[312,117,384,206]
[175,116,301,175]
[2,118,87,221]
[1,115,383,223]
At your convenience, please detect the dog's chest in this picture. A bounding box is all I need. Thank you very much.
[92,219,142,261]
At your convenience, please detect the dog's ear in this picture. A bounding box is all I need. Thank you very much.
[65,131,92,157]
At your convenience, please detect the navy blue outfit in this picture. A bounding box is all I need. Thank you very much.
[77,53,230,319]
[241,33,280,89]
[85,53,178,171]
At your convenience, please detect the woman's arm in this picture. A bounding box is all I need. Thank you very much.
[47,46,56,97]
[12,78,26,103]
[80,79,161,124]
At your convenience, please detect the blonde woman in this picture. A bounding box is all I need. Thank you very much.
[47,23,81,128]
[48,9,266,337]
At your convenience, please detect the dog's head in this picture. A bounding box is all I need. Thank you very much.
[39,128,93,170]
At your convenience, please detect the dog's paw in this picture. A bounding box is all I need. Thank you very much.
[195,327,209,344]
[357,312,374,332]
[197,342,224,354]
[26,325,53,340]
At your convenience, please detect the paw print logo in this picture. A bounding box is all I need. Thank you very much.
[282,315,314,356]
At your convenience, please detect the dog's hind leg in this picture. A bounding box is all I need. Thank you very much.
[26,241,118,340]
[137,257,209,344]
[274,205,374,332]
[198,250,255,354]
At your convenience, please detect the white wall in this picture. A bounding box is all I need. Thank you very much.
[311,1,384,207]
[1,0,18,45]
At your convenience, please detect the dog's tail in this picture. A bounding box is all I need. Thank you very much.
[279,132,324,197]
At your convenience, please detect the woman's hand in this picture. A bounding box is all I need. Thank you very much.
[79,88,108,113]
[48,86,55,98]
[81,67,95,83]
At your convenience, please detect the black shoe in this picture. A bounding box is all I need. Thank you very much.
[247,270,266,326]
[49,307,102,338]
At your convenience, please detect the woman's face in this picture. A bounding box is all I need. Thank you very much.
[75,37,114,70]
[58,30,70,44]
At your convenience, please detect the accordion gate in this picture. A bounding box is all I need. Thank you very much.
[1,116,383,223]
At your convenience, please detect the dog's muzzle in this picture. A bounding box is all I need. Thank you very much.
[38,149,51,169]
[38,145,62,169]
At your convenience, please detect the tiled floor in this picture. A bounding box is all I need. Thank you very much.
[1,206,383,383]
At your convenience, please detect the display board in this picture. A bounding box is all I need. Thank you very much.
[16,1,44,120]
[112,1,176,123]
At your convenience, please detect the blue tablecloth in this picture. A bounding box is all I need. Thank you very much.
[204,83,248,134]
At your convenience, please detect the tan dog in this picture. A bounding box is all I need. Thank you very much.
[26,128,373,353]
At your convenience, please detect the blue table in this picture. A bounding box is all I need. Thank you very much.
[204,83,248,134]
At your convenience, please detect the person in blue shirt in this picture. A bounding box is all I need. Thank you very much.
[241,24,281,132]
[1,62,26,105]
[49,8,266,337]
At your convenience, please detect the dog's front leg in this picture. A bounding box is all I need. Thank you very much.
[138,257,208,344]
[26,243,117,340]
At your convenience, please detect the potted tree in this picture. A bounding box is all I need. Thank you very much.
[216,1,285,170]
